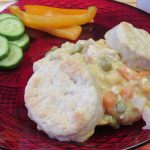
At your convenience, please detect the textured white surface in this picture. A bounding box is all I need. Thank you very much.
[25,49,104,142]
[0,0,16,12]
[137,0,150,14]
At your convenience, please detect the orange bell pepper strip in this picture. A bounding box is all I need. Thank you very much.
[9,6,82,40]
[44,26,82,40]
[24,5,88,15]
[27,24,82,40]
[9,6,97,28]
[24,5,93,23]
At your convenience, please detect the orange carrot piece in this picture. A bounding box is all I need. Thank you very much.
[137,71,150,79]
[118,66,130,81]
[103,91,117,109]
[119,87,133,100]
[141,85,150,93]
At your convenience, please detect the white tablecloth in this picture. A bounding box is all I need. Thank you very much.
[0,0,16,12]
[137,0,150,14]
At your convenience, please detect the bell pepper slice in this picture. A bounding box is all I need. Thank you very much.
[9,6,97,28]
[24,5,88,15]
[24,5,93,23]
[44,26,82,40]
[27,24,82,40]
[9,6,82,40]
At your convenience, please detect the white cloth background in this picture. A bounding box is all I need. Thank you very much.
[0,0,16,12]
[137,0,150,14]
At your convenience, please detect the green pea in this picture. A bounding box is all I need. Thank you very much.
[45,46,58,56]
[116,101,126,113]
[100,57,112,72]
[74,44,84,52]
[51,46,58,51]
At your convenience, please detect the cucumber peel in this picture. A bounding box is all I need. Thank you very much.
[0,18,25,40]
[0,35,9,60]
[9,34,30,50]
[0,44,23,69]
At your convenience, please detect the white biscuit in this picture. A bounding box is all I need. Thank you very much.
[25,54,104,142]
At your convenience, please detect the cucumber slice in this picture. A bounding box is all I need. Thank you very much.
[0,35,9,60]
[0,44,23,69]
[0,18,25,40]
[0,13,19,21]
[9,34,30,50]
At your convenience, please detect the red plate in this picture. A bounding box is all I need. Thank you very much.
[0,0,150,149]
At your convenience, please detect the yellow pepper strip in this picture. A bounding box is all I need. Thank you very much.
[44,26,82,40]
[27,24,82,40]
[9,6,97,28]
[25,6,63,16]
[24,5,88,15]
[9,6,82,40]
[24,5,93,23]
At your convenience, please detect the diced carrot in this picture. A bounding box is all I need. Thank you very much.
[137,71,150,79]
[141,85,150,93]
[118,66,130,81]
[103,91,117,110]
[119,87,133,100]
[118,66,139,81]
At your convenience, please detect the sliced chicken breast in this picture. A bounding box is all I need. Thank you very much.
[105,22,150,71]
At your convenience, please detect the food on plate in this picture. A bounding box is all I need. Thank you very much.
[9,6,97,40]
[0,44,23,69]
[131,76,150,129]
[25,50,104,142]
[24,5,88,15]
[9,6,83,40]
[25,31,150,141]
[0,13,30,69]
[9,6,96,28]
[81,39,149,126]
[9,33,30,50]
[41,26,82,41]
[0,18,24,40]
[142,103,150,129]
[25,24,82,41]
[0,35,9,60]
[105,22,150,71]
[0,13,19,20]
[25,21,150,142]
[103,85,141,126]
